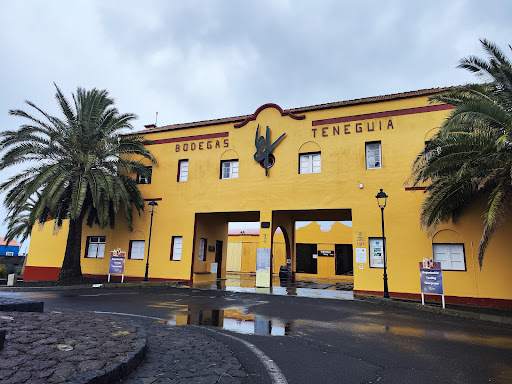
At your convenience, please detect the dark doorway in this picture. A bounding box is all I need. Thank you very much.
[335,244,353,275]
[215,240,223,279]
[296,243,317,274]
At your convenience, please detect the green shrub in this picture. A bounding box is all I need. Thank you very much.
[0,264,6,279]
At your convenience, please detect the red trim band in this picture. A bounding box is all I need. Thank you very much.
[312,104,454,126]
[405,187,427,191]
[354,289,512,309]
[234,103,306,129]
[144,132,229,146]
[144,198,163,201]
[23,267,191,283]
[24,266,60,281]
[84,273,190,283]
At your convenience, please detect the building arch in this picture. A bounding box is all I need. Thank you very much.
[432,228,465,244]
[424,127,440,142]
[129,230,146,241]
[298,141,321,153]
[220,149,239,161]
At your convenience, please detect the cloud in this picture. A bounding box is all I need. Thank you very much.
[0,0,511,240]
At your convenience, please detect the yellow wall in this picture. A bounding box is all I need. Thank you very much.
[26,93,512,301]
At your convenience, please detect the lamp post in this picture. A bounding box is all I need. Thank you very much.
[144,200,158,282]
[376,189,390,298]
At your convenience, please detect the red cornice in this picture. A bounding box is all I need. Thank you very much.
[234,103,306,129]
[312,104,455,126]
[144,132,229,146]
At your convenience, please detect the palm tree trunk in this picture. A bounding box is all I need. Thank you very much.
[58,216,84,280]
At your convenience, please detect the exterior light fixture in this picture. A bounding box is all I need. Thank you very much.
[375,189,390,298]
[144,200,158,282]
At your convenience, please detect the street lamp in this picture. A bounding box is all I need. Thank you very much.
[376,189,390,298]
[144,200,158,282]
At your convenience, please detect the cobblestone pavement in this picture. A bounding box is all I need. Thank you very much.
[0,310,146,384]
[0,298,248,383]
[124,319,247,384]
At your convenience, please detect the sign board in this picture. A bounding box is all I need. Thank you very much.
[419,262,443,294]
[256,248,271,287]
[355,248,367,263]
[369,238,384,268]
[355,231,366,247]
[318,250,334,257]
[419,261,445,308]
[108,249,126,283]
[210,262,218,274]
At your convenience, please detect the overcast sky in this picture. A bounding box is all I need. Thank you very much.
[1,0,511,249]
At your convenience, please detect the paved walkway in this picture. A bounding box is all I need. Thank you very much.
[124,319,246,384]
[0,298,248,383]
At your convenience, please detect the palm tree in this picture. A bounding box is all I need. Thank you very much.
[0,85,156,280]
[3,193,40,246]
[411,39,512,268]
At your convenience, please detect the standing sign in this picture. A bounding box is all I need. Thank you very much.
[256,248,271,287]
[419,259,445,308]
[108,248,126,283]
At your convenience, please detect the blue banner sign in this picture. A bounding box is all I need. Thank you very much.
[109,250,126,275]
[419,262,443,294]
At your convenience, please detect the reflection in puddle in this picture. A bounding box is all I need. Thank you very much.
[296,319,512,350]
[168,307,293,336]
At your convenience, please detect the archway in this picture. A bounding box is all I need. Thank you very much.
[273,225,293,286]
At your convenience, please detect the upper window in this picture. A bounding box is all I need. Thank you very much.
[178,160,189,182]
[433,244,466,271]
[221,160,239,179]
[136,167,152,184]
[86,236,106,258]
[366,142,382,170]
[171,236,183,261]
[199,238,207,261]
[129,240,145,260]
[299,152,321,174]
[424,141,441,162]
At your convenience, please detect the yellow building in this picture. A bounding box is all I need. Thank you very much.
[26,88,512,308]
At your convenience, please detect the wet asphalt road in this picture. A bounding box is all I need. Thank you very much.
[3,287,512,384]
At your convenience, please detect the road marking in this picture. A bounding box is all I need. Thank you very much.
[93,311,167,321]
[199,327,288,384]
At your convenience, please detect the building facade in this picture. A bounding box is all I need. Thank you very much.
[0,238,20,257]
[26,88,512,307]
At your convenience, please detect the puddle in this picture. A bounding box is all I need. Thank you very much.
[168,307,293,336]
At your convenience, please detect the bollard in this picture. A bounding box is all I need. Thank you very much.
[7,274,17,286]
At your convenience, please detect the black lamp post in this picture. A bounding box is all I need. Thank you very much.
[144,200,158,282]
[376,189,390,298]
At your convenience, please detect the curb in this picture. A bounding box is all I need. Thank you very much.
[72,328,147,384]
[0,298,44,312]
[0,281,187,292]
[354,294,512,326]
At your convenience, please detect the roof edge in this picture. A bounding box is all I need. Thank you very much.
[133,86,456,135]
